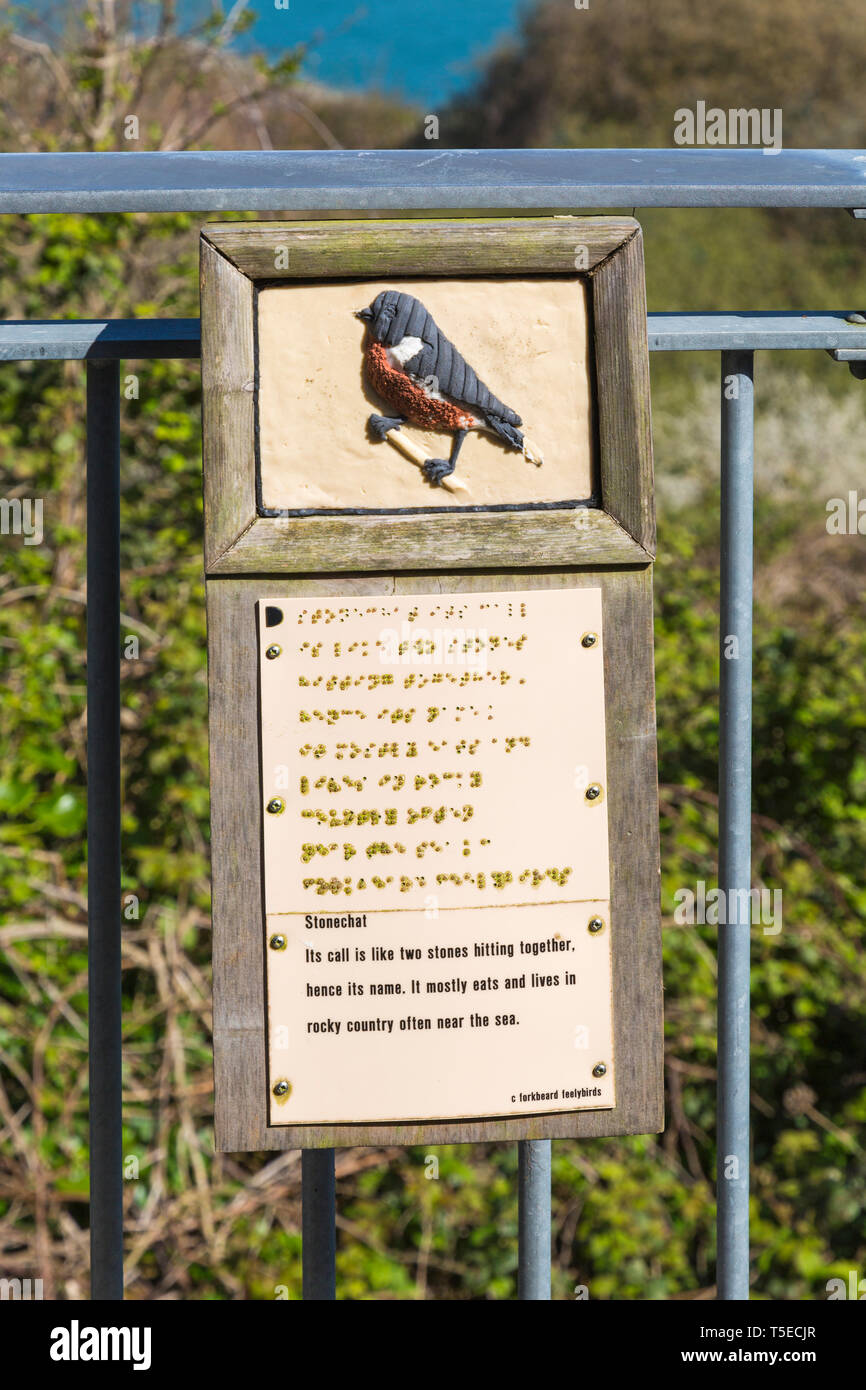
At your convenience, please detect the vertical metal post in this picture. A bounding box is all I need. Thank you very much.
[518,1139,551,1299]
[302,1149,336,1299]
[717,351,754,1301]
[86,359,124,1300]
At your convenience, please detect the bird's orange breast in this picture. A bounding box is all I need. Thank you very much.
[364,339,476,432]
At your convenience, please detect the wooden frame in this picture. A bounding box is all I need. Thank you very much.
[200,218,654,573]
[202,217,661,1151]
[209,570,661,1151]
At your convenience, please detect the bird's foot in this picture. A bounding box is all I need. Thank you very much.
[368,413,403,441]
[422,457,456,487]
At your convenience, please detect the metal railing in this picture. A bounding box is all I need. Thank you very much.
[2,149,865,1301]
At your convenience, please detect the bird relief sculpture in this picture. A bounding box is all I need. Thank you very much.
[356,290,544,496]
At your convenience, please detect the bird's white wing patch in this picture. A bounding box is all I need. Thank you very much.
[385,335,427,368]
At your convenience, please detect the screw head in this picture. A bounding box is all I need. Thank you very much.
[585,783,603,802]
[266,797,285,815]
[269,934,287,951]
[272,1079,290,1097]
[846,311,866,324]
[265,644,282,660]
[581,632,598,649]
[592,1063,607,1078]
[588,916,605,934]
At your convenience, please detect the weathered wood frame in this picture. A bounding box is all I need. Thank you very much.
[200,217,654,572]
[202,218,661,1151]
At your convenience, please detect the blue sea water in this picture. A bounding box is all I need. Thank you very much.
[24,0,526,108]
[181,0,525,108]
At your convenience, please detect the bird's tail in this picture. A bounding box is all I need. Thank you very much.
[484,411,525,452]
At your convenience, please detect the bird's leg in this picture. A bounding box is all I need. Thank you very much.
[423,428,468,487]
[368,413,405,441]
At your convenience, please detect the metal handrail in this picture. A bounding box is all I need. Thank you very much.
[2,313,866,359]
[0,148,864,212]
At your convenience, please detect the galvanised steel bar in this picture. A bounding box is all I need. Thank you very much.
[716,351,755,1301]
[518,1140,551,1300]
[0,149,864,214]
[302,1149,336,1300]
[648,311,866,352]
[4,313,866,360]
[86,359,124,1301]
[0,319,202,362]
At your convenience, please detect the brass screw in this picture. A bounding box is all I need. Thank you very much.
[266,797,285,815]
[581,632,598,649]
[269,934,287,951]
[272,1079,290,1097]
[585,784,603,802]
[592,1063,607,1078]
[265,644,282,660]
[588,916,605,934]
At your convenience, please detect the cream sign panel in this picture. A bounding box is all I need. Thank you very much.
[256,277,594,511]
[258,588,615,1126]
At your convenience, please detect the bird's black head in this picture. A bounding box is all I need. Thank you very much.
[353,291,404,345]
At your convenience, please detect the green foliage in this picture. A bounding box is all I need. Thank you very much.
[2,204,864,1300]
